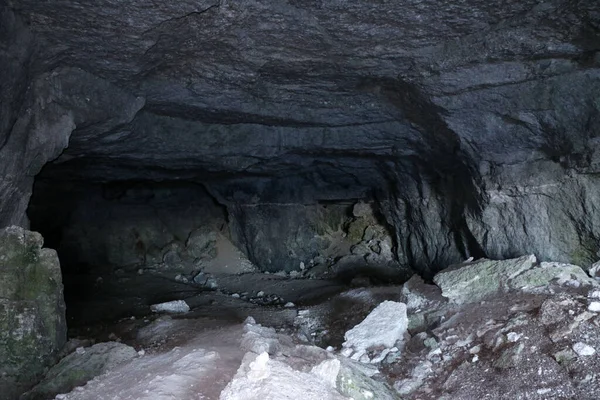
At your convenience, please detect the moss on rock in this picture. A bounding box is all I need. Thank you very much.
[0,226,67,398]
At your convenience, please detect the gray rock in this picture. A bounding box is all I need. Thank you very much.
[186,227,218,260]
[21,342,138,400]
[0,226,67,399]
[433,255,536,304]
[509,261,600,292]
[2,0,600,282]
[337,358,398,400]
[401,274,446,312]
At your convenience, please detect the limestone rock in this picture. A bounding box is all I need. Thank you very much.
[21,342,138,400]
[572,342,596,357]
[401,274,446,312]
[342,301,408,357]
[433,255,536,304]
[186,227,218,260]
[336,358,398,400]
[150,300,190,314]
[0,226,67,398]
[220,352,348,400]
[509,261,600,292]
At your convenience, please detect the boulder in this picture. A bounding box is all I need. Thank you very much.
[0,226,66,399]
[509,261,600,292]
[342,300,408,358]
[21,342,138,400]
[186,227,218,260]
[434,255,600,304]
[433,255,537,304]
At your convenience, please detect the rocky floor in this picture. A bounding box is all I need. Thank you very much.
[20,255,600,400]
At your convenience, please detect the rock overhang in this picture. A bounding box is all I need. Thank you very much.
[1,0,599,273]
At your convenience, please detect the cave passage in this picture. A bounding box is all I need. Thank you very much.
[26,167,414,326]
[2,0,599,334]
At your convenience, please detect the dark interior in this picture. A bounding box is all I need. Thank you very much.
[2,0,600,325]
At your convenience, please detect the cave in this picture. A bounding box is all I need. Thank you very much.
[2,0,600,399]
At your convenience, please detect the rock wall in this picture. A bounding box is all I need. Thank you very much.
[29,181,230,276]
[2,1,600,278]
[0,226,67,399]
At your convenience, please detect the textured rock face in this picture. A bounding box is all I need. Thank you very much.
[0,226,67,399]
[1,1,600,274]
[21,342,138,400]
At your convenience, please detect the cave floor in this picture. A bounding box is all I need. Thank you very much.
[24,263,600,400]
[64,271,349,339]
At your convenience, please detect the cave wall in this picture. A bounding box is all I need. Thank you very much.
[29,181,231,275]
[2,0,600,277]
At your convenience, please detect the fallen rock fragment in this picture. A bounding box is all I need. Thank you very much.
[342,300,408,360]
[573,342,596,356]
[150,300,190,314]
[510,261,600,292]
[433,255,536,303]
[21,342,138,400]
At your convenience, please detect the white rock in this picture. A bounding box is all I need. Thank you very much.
[589,290,600,299]
[247,352,271,381]
[299,262,305,270]
[370,348,391,363]
[221,352,347,400]
[573,342,596,356]
[342,301,408,354]
[284,302,295,308]
[507,332,522,342]
[150,300,190,314]
[340,347,354,357]
[137,349,145,356]
[256,291,265,297]
[588,302,600,312]
[75,347,86,355]
[589,261,600,278]
[231,293,241,298]
[310,359,340,388]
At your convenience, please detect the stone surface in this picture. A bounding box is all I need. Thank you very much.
[1,0,599,278]
[21,342,138,400]
[0,226,67,399]
[150,300,190,314]
[433,255,537,303]
[510,261,600,292]
[342,300,408,356]
[572,342,596,356]
[15,256,600,400]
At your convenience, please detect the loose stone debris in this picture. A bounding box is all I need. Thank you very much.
[7,254,600,400]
